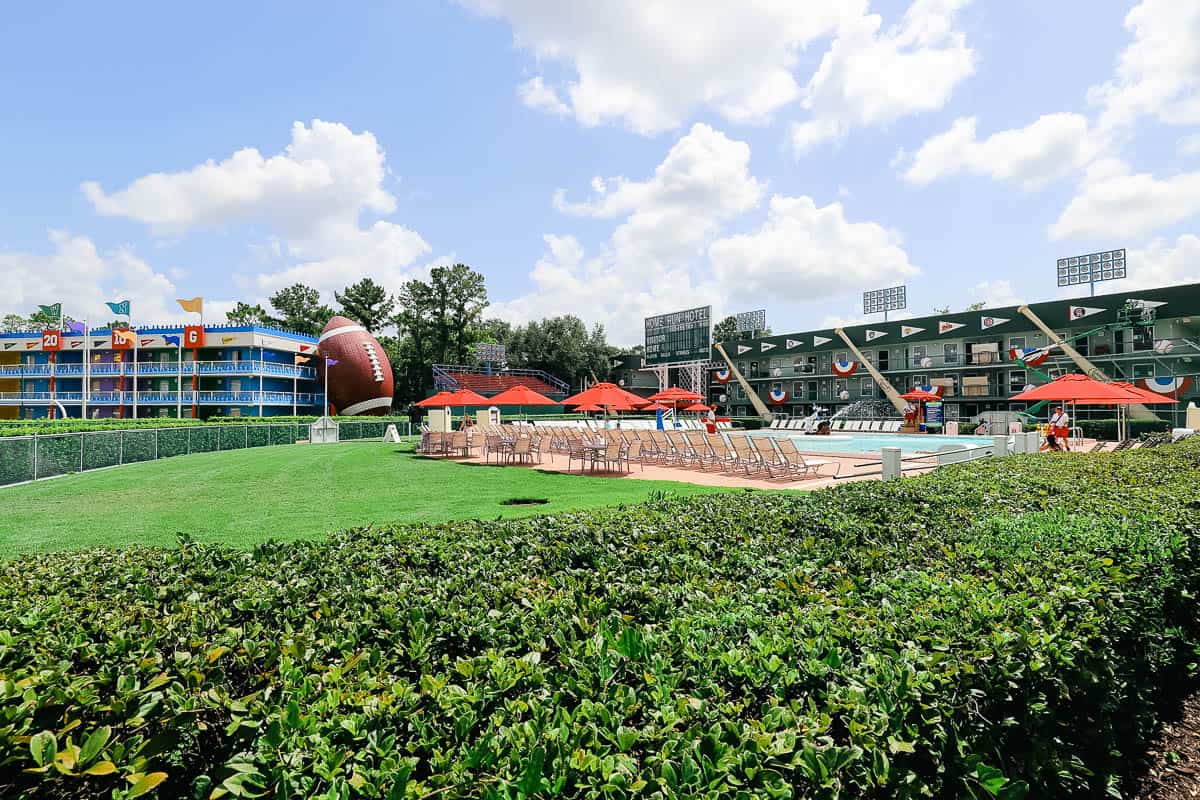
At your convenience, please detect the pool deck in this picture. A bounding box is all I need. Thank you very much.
[449,437,1104,491]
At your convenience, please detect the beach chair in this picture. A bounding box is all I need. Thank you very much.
[601,440,628,473]
[768,419,781,430]
[751,436,792,478]
[705,435,740,472]
[449,431,471,457]
[624,439,646,471]
[666,431,701,467]
[684,431,719,468]
[777,438,840,479]
[728,435,763,475]
[508,436,534,465]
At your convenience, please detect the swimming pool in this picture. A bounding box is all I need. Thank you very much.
[750,431,994,456]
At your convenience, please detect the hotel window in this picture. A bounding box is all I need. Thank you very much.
[771,381,783,395]
[807,381,818,400]
[1133,364,1154,380]
[911,345,927,368]
[912,374,928,387]
[877,349,889,371]
[1074,335,1089,356]
[1008,336,1026,351]
[861,378,875,397]
[749,360,759,378]
[792,356,807,374]
[1133,325,1154,351]
[943,343,959,365]
[1008,370,1027,393]
[835,379,848,398]
[835,351,848,364]
[735,384,745,399]
[791,381,803,397]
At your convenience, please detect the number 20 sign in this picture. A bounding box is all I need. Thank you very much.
[41,330,62,351]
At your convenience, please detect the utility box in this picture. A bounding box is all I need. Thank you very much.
[1188,402,1199,430]
[427,408,452,432]
[310,417,339,444]
[477,407,500,427]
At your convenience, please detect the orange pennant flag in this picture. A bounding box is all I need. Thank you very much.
[294,355,311,365]
[176,297,204,314]
[221,336,236,344]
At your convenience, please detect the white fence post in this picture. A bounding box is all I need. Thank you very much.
[881,446,902,480]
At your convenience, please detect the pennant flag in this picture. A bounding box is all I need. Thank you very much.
[3,343,14,350]
[106,300,131,316]
[938,321,964,335]
[1009,346,1050,367]
[736,344,751,355]
[1068,305,1104,321]
[980,316,1010,330]
[325,358,339,366]
[760,342,776,352]
[37,303,62,319]
[25,342,37,349]
[1138,300,1167,309]
[712,368,732,383]
[299,344,313,352]
[295,354,311,365]
[864,329,887,341]
[94,339,107,348]
[768,388,788,404]
[785,338,802,350]
[221,336,236,344]
[140,338,155,347]
[813,335,832,347]
[901,325,925,338]
[71,341,83,348]
[176,297,204,314]
[66,320,86,335]
[163,334,182,346]
[832,359,858,377]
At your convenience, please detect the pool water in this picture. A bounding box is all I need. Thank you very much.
[750,431,994,456]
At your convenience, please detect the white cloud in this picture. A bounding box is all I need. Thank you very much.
[518,76,570,116]
[0,231,224,325]
[490,127,920,345]
[708,195,920,303]
[1089,0,1200,131]
[792,0,976,152]
[465,0,970,138]
[1049,158,1200,240]
[1118,234,1200,289]
[904,114,1102,189]
[81,119,432,304]
[968,279,1020,307]
[1179,133,1200,157]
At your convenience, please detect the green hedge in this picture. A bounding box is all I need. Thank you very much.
[2,441,1199,797]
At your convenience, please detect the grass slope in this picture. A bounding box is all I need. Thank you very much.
[0,442,722,556]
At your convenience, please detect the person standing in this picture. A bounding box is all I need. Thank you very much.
[1049,405,1071,451]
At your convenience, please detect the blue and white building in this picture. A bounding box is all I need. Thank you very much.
[0,324,323,420]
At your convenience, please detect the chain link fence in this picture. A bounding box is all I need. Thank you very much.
[0,420,413,486]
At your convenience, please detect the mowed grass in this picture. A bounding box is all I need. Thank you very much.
[0,442,725,556]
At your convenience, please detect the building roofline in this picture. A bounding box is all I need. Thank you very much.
[0,323,318,342]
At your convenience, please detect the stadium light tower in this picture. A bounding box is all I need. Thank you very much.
[863,285,906,321]
[735,309,766,338]
[1056,248,1126,297]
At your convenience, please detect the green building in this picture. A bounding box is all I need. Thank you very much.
[712,281,1199,427]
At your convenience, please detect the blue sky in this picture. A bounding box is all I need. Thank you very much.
[2,0,1198,344]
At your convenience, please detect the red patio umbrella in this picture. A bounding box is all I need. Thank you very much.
[574,403,604,413]
[414,391,456,408]
[1008,374,1144,403]
[444,388,491,406]
[563,382,647,408]
[486,384,557,406]
[647,387,704,404]
[642,402,672,412]
[683,402,713,412]
[1072,381,1177,405]
[900,388,942,402]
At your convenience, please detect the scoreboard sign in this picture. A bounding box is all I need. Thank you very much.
[644,306,711,365]
[41,330,63,351]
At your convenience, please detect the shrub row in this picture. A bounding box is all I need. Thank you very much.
[0,416,413,438]
[2,442,1199,798]
[1075,418,1173,440]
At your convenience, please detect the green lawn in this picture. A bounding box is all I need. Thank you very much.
[0,442,726,556]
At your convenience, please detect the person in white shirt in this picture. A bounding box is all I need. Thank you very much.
[1048,406,1070,451]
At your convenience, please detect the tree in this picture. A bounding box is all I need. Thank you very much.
[429,264,488,364]
[2,314,30,332]
[933,305,950,314]
[268,284,334,336]
[712,315,738,343]
[225,302,270,326]
[335,278,395,333]
[964,301,986,312]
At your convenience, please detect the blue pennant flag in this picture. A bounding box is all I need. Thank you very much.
[163,334,181,346]
[105,300,130,316]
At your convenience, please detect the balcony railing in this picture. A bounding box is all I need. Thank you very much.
[0,391,319,406]
[0,360,317,379]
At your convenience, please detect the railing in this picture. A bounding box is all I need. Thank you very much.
[0,360,317,379]
[0,391,319,406]
[0,419,414,486]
